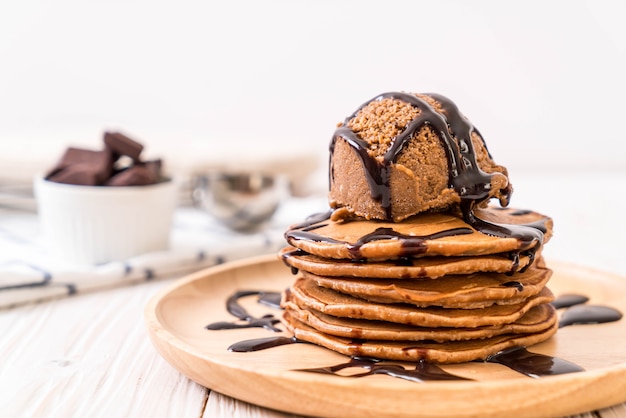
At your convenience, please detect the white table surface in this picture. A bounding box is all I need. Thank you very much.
[2,170,626,418]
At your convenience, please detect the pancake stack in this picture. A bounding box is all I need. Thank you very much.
[278,92,557,364]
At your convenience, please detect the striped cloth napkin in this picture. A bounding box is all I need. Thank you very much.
[0,196,327,309]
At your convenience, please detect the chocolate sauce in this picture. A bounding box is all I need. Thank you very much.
[229,336,297,352]
[345,227,473,259]
[286,210,333,232]
[508,209,533,216]
[208,289,623,382]
[550,294,623,327]
[280,248,307,274]
[352,227,474,258]
[502,281,524,291]
[285,222,474,260]
[551,294,589,309]
[558,305,623,328]
[462,209,542,272]
[485,294,625,377]
[298,356,471,382]
[329,92,544,266]
[487,347,584,377]
[257,291,283,310]
[483,293,623,376]
[285,229,345,246]
[205,290,282,332]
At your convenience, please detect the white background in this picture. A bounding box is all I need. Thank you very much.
[0,0,624,186]
[2,4,626,417]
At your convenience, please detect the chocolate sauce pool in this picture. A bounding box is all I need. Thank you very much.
[205,291,282,332]
[297,357,470,382]
[486,346,584,377]
[207,290,623,382]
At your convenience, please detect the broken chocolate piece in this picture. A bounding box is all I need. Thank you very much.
[46,163,102,186]
[45,132,163,187]
[142,159,163,181]
[106,165,157,186]
[45,148,114,185]
[104,131,144,162]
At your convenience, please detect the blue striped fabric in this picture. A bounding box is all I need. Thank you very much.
[0,197,326,309]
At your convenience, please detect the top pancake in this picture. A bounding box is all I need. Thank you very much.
[284,206,552,260]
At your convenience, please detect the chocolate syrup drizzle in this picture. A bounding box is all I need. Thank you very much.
[327,92,544,266]
[207,290,623,382]
[205,290,282,332]
[296,357,470,382]
[502,281,524,291]
[558,304,623,328]
[284,209,547,275]
[486,346,584,377]
[331,92,501,218]
[285,216,474,260]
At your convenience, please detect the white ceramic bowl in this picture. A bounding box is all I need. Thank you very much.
[34,176,178,265]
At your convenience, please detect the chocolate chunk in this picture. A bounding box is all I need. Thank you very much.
[142,159,163,180]
[106,165,157,186]
[45,148,114,185]
[104,131,144,161]
[46,163,102,186]
[45,132,163,187]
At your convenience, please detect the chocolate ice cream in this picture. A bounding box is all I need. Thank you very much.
[329,92,510,222]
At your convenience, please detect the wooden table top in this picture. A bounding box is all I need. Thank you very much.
[2,171,626,418]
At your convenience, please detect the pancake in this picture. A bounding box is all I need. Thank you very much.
[305,263,552,309]
[284,206,552,261]
[283,301,557,343]
[286,277,554,328]
[282,311,559,363]
[280,246,540,279]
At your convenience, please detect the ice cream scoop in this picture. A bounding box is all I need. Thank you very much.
[329,92,511,222]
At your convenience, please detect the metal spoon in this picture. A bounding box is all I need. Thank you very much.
[191,171,289,232]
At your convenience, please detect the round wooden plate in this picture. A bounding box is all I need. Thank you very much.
[144,255,626,418]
